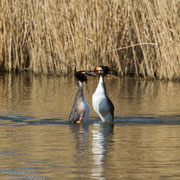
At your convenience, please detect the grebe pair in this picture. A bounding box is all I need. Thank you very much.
[69,66,114,123]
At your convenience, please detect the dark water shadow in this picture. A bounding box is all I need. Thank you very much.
[0,115,34,126]
[0,115,65,126]
[0,114,180,126]
[26,118,66,126]
[114,115,180,125]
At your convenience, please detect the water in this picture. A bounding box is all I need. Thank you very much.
[0,73,180,180]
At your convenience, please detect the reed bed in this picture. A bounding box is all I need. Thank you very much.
[0,0,179,80]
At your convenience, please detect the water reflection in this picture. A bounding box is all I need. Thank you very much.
[0,73,180,179]
[0,73,76,120]
[112,78,180,117]
[69,124,89,154]
[68,124,92,178]
[0,73,179,120]
[110,125,180,179]
[92,123,114,179]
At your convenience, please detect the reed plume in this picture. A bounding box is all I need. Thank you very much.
[0,0,179,80]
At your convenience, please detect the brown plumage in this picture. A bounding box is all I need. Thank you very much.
[69,71,89,123]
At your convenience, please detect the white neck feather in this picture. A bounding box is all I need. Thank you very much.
[95,75,105,94]
[78,81,83,87]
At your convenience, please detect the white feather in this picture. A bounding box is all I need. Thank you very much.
[81,100,89,123]
[92,76,113,122]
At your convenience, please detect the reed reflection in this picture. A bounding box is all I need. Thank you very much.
[68,124,91,178]
[69,124,89,154]
[0,73,179,120]
[91,123,114,179]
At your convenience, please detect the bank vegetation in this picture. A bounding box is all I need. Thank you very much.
[0,0,180,80]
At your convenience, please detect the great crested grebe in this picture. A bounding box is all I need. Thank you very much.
[92,66,114,122]
[69,71,90,123]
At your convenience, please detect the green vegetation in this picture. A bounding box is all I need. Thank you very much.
[0,0,180,80]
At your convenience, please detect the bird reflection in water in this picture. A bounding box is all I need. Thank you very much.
[91,123,114,179]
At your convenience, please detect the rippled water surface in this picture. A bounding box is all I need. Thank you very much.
[0,73,180,180]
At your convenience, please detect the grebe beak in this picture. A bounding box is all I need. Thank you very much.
[85,71,97,76]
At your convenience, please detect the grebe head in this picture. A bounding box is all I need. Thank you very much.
[94,66,109,76]
[75,71,87,82]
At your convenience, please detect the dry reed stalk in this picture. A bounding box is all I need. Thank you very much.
[0,0,179,80]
